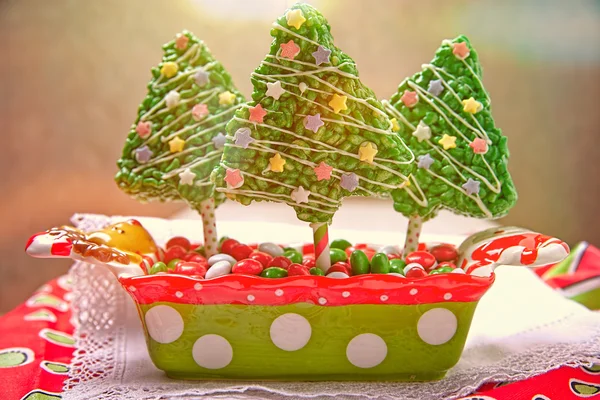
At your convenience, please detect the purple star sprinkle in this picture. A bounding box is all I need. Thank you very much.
[340,173,359,192]
[312,46,331,66]
[303,113,324,133]
[462,178,481,195]
[417,154,434,169]
[428,79,444,97]
[135,145,153,164]
[234,127,255,149]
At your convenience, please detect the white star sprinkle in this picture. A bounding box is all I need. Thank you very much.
[412,121,431,142]
[165,90,181,109]
[266,81,285,100]
[291,186,310,204]
[178,168,196,185]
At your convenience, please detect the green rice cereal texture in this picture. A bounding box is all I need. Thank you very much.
[115,31,245,211]
[385,36,517,221]
[213,3,414,224]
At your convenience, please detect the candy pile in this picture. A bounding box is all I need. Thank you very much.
[146,237,463,280]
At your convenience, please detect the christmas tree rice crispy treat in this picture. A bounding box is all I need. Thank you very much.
[382,36,517,255]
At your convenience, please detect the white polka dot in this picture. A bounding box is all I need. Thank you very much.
[247,294,255,302]
[380,295,388,302]
[275,289,284,297]
[443,293,452,300]
[342,291,350,298]
[318,297,327,305]
[192,334,233,369]
[346,333,387,368]
[175,291,183,298]
[409,288,418,295]
[417,308,457,345]
[194,283,203,291]
[270,313,312,351]
[145,305,184,344]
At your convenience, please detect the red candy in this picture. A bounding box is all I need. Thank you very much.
[387,253,402,260]
[437,261,457,269]
[302,243,315,254]
[269,256,293,270]
[430,244,459,263]
[163,245,188,263]
[230,244,253,261]
[405,267,428,278]
[405,251,437,270]
[232,259,263,275]
[249,251,274,267]
[328,262,352,276]
[183,253,207,263]
[166,236,191,251]
[141,255,154,274]
[288,263,310,276]
[175,261,207,278]
[220,238,240,255]
[302,257,316,269]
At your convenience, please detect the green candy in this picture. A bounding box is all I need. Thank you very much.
[370,253,391,274]
[329,248,348,264]
[350,250,370,275]
[389,259,407,275]
[260,267,288,278]
[150,262,168,275]
[283,250,302,264]
[167,258,181,271]
[331,239,352,251]
[429,266,455,275]
[309,267,325,276]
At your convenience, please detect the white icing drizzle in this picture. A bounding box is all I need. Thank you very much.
[162,150,222,179]
[272,22,323,47]
[216,187,336,214]
[265,55,358,79]
[132,141,214,174]
[153,61,218,89]
[440,39,490,103]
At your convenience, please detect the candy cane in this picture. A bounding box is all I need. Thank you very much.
[311,222,331,273]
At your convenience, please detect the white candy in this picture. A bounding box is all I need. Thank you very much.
[258,242,284,257]
[403,263,424,275]
[387,273,406,278]
[205,261,232,279]
[379,245,401,255]
[208,253,236,266]
[451,268,466,274]
[326,272,349,279]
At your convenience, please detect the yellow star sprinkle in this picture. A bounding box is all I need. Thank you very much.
[329,94,348,114]
[160,62,178,78]
[462,97,483,114]
[390,118,400,132]
[219,91,236,106]
[286,9,306,30]
[358,142,378,164]
[438,134,457,150]
[269,153,286,172]
[168,137,185,153]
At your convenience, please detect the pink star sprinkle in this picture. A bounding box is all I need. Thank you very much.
[452,42,470,60]
[469,138,488,154]
[401,91,419,108]
[248,104,267,123]
[175,34,189,50]
[192,103,209,121]
[224,168,244,189]
[280,40,301,60]
[313,162,333,181]
[135,121,152,138]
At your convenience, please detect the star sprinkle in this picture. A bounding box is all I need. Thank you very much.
[169,137,185,153]
[219,91,236,106]
[266,81,285,100]
[192,103,209,121]
[175,33,189,50]
[280,40,301,60]
[160,62,178,78]
[462,97,482,114]
[298,82,308,94]
[286,9,306,30]
[313,162,333,181]
[304,113,324,133]
[462,178,480,195]
[340,173,359,192]
[291,186,310,204]
[135,121,152,138]
[165,90,181,109]
[390,118,400,132]
[249,104,267,123]
[412,121,431,142]
[211,132,227,149]
[428,79,444,97]
[269,153,286,172]
[401,90,419,108]
[194,68,209,87]
[312,45,331,66]
[135,146,153,164]
[329,94,348,114]
[417,154,435,169]
[438,134,457,150]
[233,127,254,149]
[452,42,470,60]
[178,168,195,185]
[224,168,244,189]
[469,138,488,154]
[359,142,378,164]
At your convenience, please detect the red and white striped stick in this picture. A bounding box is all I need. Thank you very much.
[311,222,331,273]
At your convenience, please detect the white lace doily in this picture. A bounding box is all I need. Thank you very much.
[64,214,600,400]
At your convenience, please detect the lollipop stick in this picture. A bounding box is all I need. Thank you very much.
[402,215,422,258]
[311,222,331,273]
[201,198,218,258]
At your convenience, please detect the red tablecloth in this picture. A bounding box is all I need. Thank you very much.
[2,243,600,400]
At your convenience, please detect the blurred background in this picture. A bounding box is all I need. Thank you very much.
[1,0,599,312]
